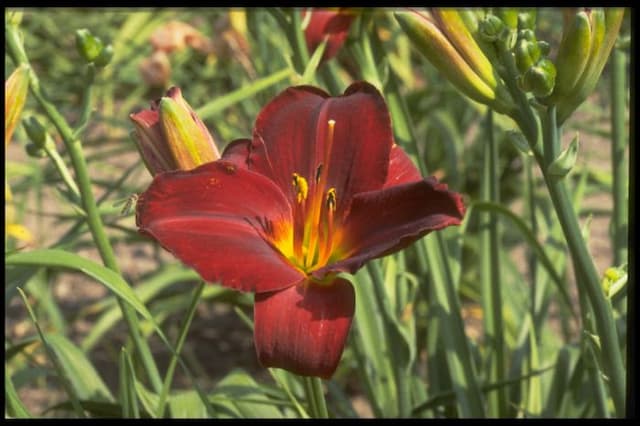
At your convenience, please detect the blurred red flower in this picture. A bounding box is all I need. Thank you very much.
[302,8,357,62]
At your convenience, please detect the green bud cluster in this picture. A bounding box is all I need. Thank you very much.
[511,13,557,99]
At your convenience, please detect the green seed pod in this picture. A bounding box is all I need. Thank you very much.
[479,14,505,42]
[75,29,104,63]
[22,116,47,148]
[523,58,556,98]
[515,38,541,74]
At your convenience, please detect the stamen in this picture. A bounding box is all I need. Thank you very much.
[315,164,323,183]
[304,119,337,269]
[318,188,337,266]
[292,173,308,203]
[326,188,337,212]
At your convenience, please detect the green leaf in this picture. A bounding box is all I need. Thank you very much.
[5,336,39,361]
[466,201,577,320]
[81,265,201,351]
[169,390,209,418]
[6,249,153,322]
[506,129,533,155]
[134,381,160,419]
[525,316,542,416]
[352,268,396,417]
[210,369,285,418]
[119,348,140,418]
[5,373,32,418]
[45,400,144,418]
[196,68,293,119]
[300,38,328,84]
[46,334,114,402]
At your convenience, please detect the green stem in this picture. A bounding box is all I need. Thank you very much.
[610,48,628,267]
[42,137,81,200]
[480,109,507,417]
[6,23,163,394]
[577,269,610,418]
[539,107,625,416]
[73,64,95,137]
[155,282,204,417]
[303,376,328,418]
[380,50,484,418]
[366,261,411,417]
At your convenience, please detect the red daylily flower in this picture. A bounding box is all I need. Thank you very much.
[302,8,356,62]
[136,81,465,378]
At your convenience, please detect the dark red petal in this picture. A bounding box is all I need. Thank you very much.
[136,161,304,293]
[254,278,355,379]
[303,9,356,62]
[314,177,465,278]
[220,138,252,168]
[383,144,422,189]
[253,81,393,213]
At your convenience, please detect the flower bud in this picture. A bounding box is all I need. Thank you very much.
[23,116,47,148]
[556,8,625,124]
[517,9,537,31]
[479,14,505,42]
[75,29,104,63]
[549,11,592,100]
[496,8,519,29]
[93,44,113,68]
[7,11,23,26]
[537,40,550,56]
[522,58,556,98]
[5,64,30,146]
[431,8,497,89]
[25,142,47,158]
[515,38,541,74]
[130,87,220,175]
[395,10,513,114]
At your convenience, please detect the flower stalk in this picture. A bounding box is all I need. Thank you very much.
[5,21,164,394]
[538,106,625,417]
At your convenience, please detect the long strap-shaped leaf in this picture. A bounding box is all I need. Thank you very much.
[6,249,153,321]
[465,201,578,321]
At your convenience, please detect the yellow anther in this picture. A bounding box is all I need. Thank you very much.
[326,188,337,212]
[292,173,308,203]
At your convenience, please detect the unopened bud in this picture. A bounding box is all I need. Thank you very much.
[93,44,113,68]
[496,8,519,29]
[76,29,104,63]
[23,116,47,148]
[479,14,505,42]
[515,39,541,74]
[25,142,47,158]
[517,9,537,31]
[523,58,556,98]
[5,64,30,145]
[130,87,220,175]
